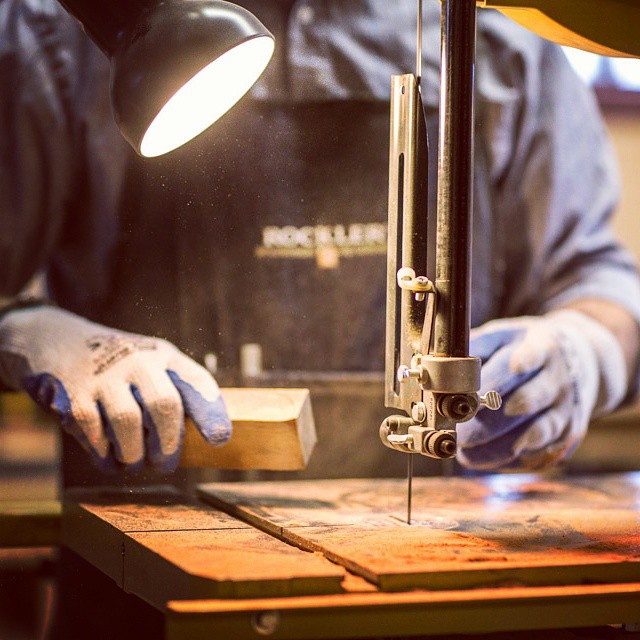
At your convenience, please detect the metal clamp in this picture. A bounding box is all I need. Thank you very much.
[380,415,457,459]
[397,267,434,302]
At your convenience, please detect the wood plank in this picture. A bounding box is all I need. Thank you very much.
[197,479,370,536]
[125,529,345,605]
[64,488,346,608]
[180,388,316,470]
[197,474,640,591]
[64,487,247,586]
[0,500,61,548]
[166,582,640,639]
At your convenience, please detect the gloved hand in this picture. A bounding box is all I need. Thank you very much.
[0,306,231,472]
[458,310,628,470]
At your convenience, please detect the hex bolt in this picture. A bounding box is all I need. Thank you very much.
[252,611,281,636]
[411,402,427,423]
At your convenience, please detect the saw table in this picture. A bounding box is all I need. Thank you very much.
[62,473,640,639]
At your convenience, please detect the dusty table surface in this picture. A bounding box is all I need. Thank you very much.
[63,475,640,638]
[198,473,640,591]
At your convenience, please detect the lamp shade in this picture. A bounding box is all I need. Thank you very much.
[58,0,275,156]
[484,1,640,58]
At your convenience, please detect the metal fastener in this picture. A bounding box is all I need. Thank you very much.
[411,402,427,423]
[480,390,502,410]
[397,365,422,383]
[252,611,280,636]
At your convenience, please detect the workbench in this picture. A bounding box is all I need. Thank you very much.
[62,473,640,639]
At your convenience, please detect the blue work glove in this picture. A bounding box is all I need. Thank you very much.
[458,310,628,471]
[0,307,231,472]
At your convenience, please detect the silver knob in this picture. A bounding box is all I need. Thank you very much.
[480,390,502,411]
[397,365,422,383]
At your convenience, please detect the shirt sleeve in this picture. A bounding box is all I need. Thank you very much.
[492,37,640,325]
[0,0,77,297]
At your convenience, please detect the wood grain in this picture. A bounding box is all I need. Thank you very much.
[125,529,345,604]
[63,487,247,585]
[198,474,640,591]
[180,388,316,470]
[64,487,345,607]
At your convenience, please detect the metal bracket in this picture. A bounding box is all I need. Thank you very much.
[397,267,434,302]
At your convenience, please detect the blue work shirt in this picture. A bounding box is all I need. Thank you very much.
[1,0,639,478]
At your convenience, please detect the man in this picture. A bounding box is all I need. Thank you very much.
[0,0,638,482]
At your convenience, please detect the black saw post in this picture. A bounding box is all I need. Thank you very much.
[433,0,476,358]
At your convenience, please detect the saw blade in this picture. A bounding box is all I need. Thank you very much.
[407,454,414,525]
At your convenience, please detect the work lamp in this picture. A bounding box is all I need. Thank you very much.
[58,0,275,157]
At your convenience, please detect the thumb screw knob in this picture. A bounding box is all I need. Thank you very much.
[480,391,502,410]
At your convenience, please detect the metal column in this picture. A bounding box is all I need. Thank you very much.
[433,0,477,358]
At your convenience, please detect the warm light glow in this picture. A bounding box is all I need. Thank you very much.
[610,58,640,91]
[140,35,274,157]
[562,46,601,85]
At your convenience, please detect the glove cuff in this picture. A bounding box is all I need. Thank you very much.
[0,295,50,321]
[547,309,628,419]
[0,301,54,390]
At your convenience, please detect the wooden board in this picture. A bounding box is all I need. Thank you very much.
[125,529,345,604]
[197,473,640,592]
[64,487,345,608]
[180,388,316,470]
[63,486,243,585]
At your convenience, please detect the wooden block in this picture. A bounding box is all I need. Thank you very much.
[0,500,61,548]
[180,388,316,470]
[198,474,640,592]
[1,389,316,471]
[64,488,345,608]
